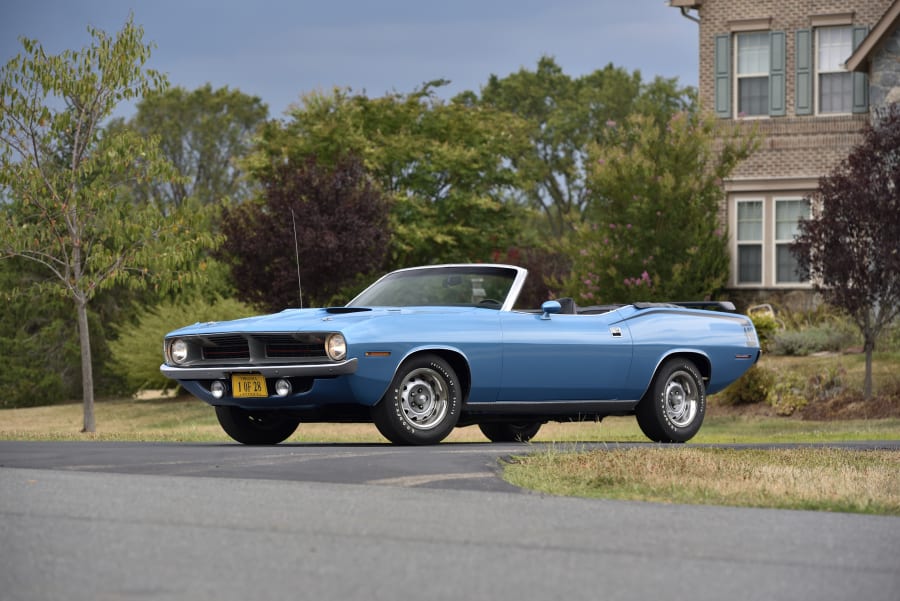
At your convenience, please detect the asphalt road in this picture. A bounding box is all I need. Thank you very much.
[2,440,899,601]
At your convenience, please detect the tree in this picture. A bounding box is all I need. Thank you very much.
[793,104,900,399]
[0,258,76,407]
[221,154,390,311]
[127,84,268,209]
[556,110,756,304]
[0,17,217,431]
[467,57,694,237]
[248,82,531,268]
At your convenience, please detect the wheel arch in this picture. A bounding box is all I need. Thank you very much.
[646,351,711,397]
[394,347,472,403]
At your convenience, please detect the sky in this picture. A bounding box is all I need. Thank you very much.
[2,0,699,119]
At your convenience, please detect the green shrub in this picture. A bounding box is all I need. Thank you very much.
[718,362,851,416]
[770,325,855,356]
[806,364,847,401]
[777,303,845,330]
[110,296,255,393]
[882,319,900,352]
[749,313,779,352]
[768,371,808,416]
[718,364,775,405]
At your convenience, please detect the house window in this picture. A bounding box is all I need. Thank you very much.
[735,32,770,116]
[737,200,763,284]
[817,26,853,114]
[775,199,810,283]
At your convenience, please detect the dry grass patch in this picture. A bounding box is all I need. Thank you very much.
[503,447,900,515]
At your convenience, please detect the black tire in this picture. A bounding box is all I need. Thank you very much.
[478,422,542,443]
[372,354,461,445]
[215,406,300,445]
[635,358,706,443]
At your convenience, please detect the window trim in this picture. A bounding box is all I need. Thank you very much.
[734,198,764,286]
[729,194,814,289]
[814,25,854,116]
[733,31,771,119]
[773,197,811,286]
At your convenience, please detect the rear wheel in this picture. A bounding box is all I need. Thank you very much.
[215,406,299,445]
[478,422,542,443]
[372,354,461,445]
[635,358,706,443]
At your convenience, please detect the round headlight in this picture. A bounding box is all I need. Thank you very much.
[170,339,189,364]
[325,333,347,361]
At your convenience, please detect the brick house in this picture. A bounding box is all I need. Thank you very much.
[670,0,899,309]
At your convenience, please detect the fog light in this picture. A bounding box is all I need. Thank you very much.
[275,378,292,397]
[210,380,227,399]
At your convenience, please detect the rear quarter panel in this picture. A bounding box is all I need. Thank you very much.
[620,308,759,397]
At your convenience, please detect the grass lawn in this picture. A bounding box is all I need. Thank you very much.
[502,446,900,515]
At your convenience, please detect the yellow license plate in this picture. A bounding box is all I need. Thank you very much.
[232,374,268,398]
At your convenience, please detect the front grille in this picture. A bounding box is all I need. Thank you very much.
[200,334,249,360]
[259,334,327,359]
[184,332,328,366]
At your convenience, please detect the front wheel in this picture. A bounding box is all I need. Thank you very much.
[635,358,706,443]
[478,422,542,443]
[372,354,461,445]
[215,406,300,445]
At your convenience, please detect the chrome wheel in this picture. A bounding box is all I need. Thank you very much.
[398,367,449,431]
[663,370,699,428]
[372,354,462,445]
[636,358,706,443]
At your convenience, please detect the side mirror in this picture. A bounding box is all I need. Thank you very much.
[540,300,562,320]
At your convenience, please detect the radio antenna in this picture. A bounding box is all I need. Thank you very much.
[291,207,303,309]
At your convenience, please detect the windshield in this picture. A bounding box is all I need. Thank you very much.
[349,265,525,310]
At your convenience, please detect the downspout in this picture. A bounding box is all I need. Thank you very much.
[679,6,700,24]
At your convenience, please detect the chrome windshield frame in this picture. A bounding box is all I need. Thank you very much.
[346,264,529,312]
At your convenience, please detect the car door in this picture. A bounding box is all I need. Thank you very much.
[496,309,634,402]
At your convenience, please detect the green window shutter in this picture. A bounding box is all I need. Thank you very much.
[852,26,869,113]
[769,31,786,116]
[795,29,812,115]
[714,34,732,118]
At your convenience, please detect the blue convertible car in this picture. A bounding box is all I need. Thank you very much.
[161,264,760,445]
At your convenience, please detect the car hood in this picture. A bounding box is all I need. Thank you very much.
[163,306,482,337]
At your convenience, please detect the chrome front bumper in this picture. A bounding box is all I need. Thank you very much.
[160,358,358,380]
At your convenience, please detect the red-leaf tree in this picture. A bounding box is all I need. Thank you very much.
[792,104,900,399]
[221,154,390,311]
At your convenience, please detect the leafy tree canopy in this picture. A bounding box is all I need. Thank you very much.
[464,56,695,236]
[125,83,269,210]
[247,82,533,268]
[221,154,391,311]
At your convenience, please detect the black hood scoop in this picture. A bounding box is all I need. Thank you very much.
[325,307,373,314]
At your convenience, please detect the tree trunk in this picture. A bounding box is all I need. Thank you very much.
[75,297,96,433]
[863,336,875,400]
